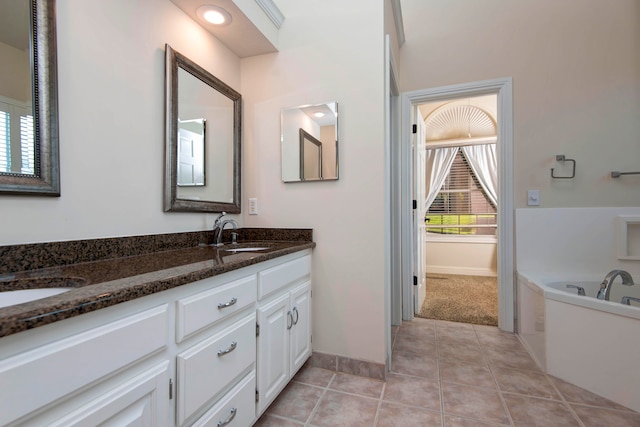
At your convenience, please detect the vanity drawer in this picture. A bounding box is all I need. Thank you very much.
[192,371,256,427]
[0,305,168,426]
[176,274,257,342]
[176,313,256,425]
[258,255,311,300]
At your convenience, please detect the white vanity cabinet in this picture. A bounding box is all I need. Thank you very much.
[0,304,172,427]
[0,248,312,427]
[174,273,258,426]
[256,255,312,416]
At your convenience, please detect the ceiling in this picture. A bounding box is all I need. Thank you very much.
[170,0,280,57]
[300,103,337,127]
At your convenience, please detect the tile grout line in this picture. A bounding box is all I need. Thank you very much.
[474,325,516,427]
[371,382,387,427]
[543,372,587,427]
[434,324,446,427]
[302,373,335,427]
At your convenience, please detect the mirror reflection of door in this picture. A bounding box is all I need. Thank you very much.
[281,102,338,182]
[300,128,322,180]
[177,119,205,186]
[176,65,235,204]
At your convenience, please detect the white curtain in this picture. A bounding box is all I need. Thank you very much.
[424,147,458,210]
[462,144,498,206]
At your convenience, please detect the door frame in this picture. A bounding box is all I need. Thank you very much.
[385,35,402,370]
[400,77,515,332]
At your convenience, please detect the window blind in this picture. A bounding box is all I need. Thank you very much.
[20,115,35,175]
[0,111,9,173]
[426,150,496,236]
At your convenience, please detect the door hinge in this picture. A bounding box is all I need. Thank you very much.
[412,200,417,210]
[255,389,260,402]
[169,378,173,400]
[413,275,418,286]
[256,323,260,337]
[412,124,417,133]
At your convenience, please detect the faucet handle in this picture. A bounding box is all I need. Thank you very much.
[621,296,640,305]
[213,211,227,228]
[566,284,586,296]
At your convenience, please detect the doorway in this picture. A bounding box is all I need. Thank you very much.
[415,95,499,326]
[400,78,514,332]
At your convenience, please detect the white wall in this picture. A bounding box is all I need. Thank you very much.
[516,208,640,278]
[426,241,497,277]
[399,0,640,209]
[241,0,387,364]
[0,0,242,245]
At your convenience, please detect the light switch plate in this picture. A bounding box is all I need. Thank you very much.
[248,198,258,215]
[527,190,540,206]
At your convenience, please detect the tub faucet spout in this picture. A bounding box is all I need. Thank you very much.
[596,270,635,301]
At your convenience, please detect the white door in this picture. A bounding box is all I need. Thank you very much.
[412,116,427,314]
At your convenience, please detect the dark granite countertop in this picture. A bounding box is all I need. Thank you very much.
[0,229,314,338]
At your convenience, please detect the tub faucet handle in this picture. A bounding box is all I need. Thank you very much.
[621,296,640,305]
[566,284,586,296]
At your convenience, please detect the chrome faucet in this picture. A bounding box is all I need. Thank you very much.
[212,212,238,246]
[596,270,635,300]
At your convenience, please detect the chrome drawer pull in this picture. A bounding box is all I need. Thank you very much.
[217,341,237,356]
[217,407,237,427]
[292,307,299,325]
[287,311,293,330]
[217,297,237,309]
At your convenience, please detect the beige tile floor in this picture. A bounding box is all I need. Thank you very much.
[254,318,640,427]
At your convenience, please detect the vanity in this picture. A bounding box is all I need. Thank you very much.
[0,229,314,426]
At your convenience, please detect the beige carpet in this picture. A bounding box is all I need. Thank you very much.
[416,274,498,326]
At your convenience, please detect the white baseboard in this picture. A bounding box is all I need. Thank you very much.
[426,266,497,277]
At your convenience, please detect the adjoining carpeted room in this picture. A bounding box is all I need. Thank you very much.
[416,273,498,326]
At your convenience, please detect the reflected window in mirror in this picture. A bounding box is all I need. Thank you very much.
[0,0,60,195]
[281,102,338,182]
[164,44,241,213]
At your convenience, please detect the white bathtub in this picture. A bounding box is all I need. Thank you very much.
[517,272,640,412]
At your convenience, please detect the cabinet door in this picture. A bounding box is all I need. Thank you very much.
[48,362,171,427]
[256,293,290,415]
[290,281,312,375]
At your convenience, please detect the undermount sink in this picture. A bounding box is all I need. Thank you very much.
[0,288,72,308]
[0,276,87,308]
[222,247,270,253]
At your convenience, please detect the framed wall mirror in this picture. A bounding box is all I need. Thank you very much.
[164,44,241,213]
[281,102,339,182]
[0,0,60,196]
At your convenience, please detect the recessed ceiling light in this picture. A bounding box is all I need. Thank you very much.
[196,5,232,26]
[314,112,325,118]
